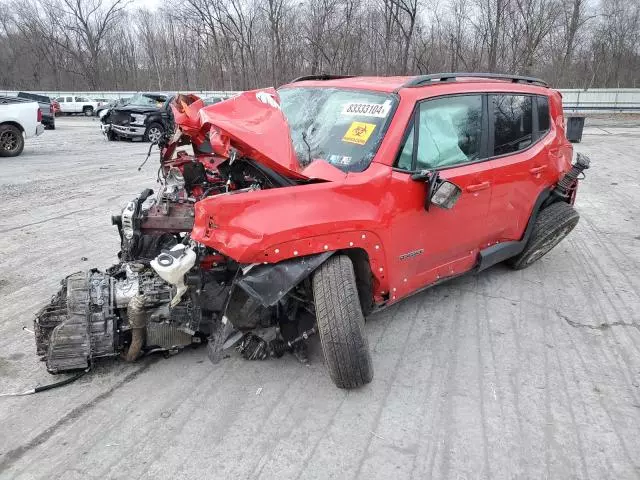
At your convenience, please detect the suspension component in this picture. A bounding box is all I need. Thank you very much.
[237,327,318,360]
[236,333,269,360]
[553,153,590,200]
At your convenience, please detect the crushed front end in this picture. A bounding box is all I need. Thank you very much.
[35,91,322,373]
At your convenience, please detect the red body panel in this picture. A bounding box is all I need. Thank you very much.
[185,78,573,307]
[173,89,308,180]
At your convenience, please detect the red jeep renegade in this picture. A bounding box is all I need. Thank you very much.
[35,73,589,389]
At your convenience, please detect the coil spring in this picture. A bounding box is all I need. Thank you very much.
[555,154,590,196]
[237,333,268,360]
[269,339,288,358]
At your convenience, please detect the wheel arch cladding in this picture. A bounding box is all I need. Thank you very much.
[341,248,375,315]
[236,252,333,307]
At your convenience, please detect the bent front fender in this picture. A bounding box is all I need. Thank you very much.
[236,252,333,307]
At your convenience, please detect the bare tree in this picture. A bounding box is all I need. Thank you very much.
[52,0,130,88]
[0,0,638,90]
[389,0,419,74]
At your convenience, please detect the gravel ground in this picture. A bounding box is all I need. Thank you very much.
[0,116,639,479]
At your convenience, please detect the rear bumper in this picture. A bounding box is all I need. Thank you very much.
[35,123,44,136]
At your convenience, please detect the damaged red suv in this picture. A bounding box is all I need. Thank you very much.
[35,73,589,389]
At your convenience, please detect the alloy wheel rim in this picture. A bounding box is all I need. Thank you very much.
[0,131,18,151]
[148,127,162,143]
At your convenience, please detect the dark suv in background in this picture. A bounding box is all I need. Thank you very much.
[17,92,55,130]
[100,93,227,143]
[100,92,171,143]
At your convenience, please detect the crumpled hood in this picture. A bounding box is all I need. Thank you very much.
[172,89,327,181]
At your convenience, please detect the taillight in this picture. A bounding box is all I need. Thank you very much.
[37,109,42,122]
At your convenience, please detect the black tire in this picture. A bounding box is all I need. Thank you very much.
[106,129,117,141]
[312,255,373,388]
[508,202,580,270]
[45,122,55,130]
[0,124,25,157]
[83,106,94,116]
[144,122,164,143]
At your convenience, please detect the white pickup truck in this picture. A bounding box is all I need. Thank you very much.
[53,95,102,116]
[0,97,44,157]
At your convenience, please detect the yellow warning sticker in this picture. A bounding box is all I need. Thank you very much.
[342,121,376,145]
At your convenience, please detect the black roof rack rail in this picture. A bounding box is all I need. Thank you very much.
[401,72,548,89]
[290,74,355,83]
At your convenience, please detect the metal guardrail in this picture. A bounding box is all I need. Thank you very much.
[560,88,640,112]
[1,88,639,112]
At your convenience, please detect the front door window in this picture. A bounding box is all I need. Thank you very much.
[415,95,483,169]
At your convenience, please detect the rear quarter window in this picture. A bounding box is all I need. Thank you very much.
[537,96,550,133]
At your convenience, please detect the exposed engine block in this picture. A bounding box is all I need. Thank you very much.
[35,271,117,373]
[35,264,204,374]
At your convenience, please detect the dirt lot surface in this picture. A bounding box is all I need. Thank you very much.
[1,117,639,479]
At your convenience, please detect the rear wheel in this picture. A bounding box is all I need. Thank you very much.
[312,255,373,389]
[0,124,24,157]
[508,202,580,270]
[83,106,94,116]
[144,122,164,143]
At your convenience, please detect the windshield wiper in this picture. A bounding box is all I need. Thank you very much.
[301,131,312,166]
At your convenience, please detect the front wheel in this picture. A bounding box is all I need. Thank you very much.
[508,202,580,270]
[312,255,373,389]
[144,122,164,143]
[83,106,94,116]
[0,124,25,157]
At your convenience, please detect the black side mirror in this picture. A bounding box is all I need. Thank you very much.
[431,180,462,209]
[411,169,450,211]
[410,169,431,182]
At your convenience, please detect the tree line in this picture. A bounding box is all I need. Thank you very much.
[0,0,638,92]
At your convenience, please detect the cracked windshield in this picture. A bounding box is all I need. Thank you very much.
[278,87,395,172]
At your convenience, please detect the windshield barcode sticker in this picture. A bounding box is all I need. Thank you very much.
[341,100,391,118]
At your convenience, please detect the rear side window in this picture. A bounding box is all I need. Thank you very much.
[537,96,550,133]
[492,95,533,155]
[65,97,72,102]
